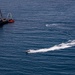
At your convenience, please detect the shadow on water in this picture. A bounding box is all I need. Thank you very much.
[0,26,4,37]
[0,26,3,30]
[0,24,4,28]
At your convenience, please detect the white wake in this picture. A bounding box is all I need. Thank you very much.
[27,40,75,54]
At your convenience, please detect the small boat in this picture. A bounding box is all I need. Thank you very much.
[25,50,30,55]
[0,10,14,27]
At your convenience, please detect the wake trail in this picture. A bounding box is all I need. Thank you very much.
[27,40,75,54]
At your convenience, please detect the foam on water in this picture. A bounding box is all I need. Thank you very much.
[45,23,74,30]
[27,40,75,54]
[46,23,59,27]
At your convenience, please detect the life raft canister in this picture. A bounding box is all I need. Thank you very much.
[8,19,14,23]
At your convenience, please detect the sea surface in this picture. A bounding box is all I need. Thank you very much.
[0,0,75,75]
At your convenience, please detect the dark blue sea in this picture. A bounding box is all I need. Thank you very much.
[0,0,75,75]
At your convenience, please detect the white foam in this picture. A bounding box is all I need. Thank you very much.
[27,40,75,54]
[46,23,59,27]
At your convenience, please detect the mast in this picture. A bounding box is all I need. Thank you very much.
[7,13,12,19]
[0,9,3,19]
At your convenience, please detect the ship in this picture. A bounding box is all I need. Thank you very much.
[0,10,14,27]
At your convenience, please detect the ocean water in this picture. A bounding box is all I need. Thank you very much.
[0,0,75,75]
